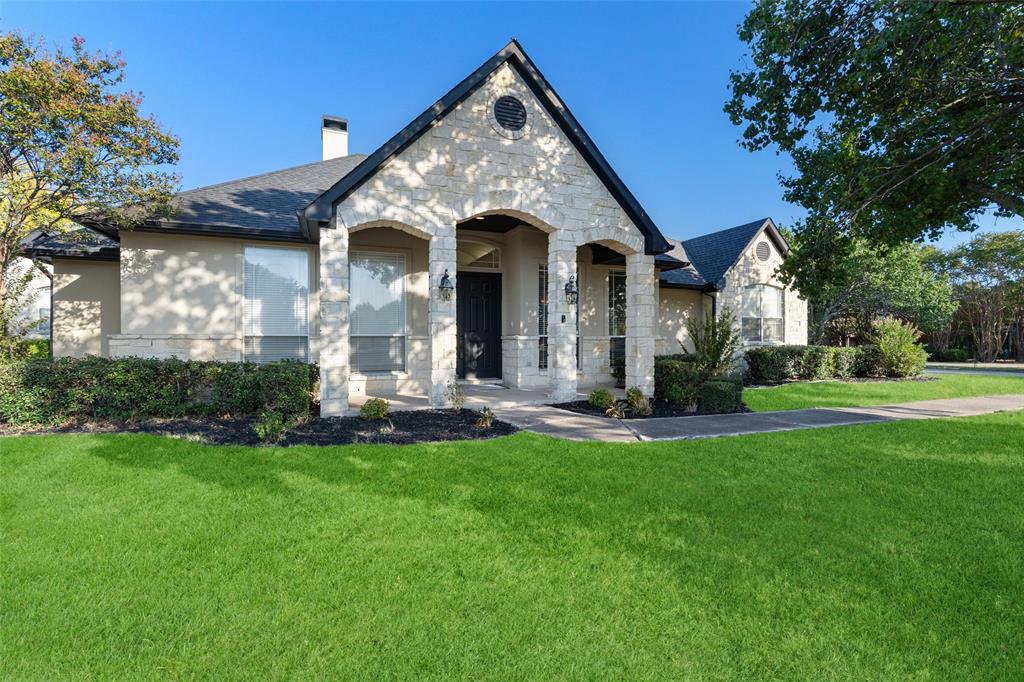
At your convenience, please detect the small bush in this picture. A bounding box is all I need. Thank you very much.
[697,378,744,414]
[360,397,390,420]
[446,380,466,411]
[654,355,702,407]
[927,348,969,363]
[0,338,49,361]
[605,403,625,419]
[588,388,615,410]
[475,407,496,428]
[684,308,741,379]
[743,345,806,384]
[829,347,858,379]
[610,356,626,388]
[625,386,652,416]
[873,318,928,377]
[853,344,887,378]
[254,409,287,443]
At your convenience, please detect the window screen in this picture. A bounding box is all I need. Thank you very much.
[350,251,406,372]
[243,246,309,362]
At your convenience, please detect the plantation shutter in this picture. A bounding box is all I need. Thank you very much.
[350,252,406,372]
[243,246,309,362]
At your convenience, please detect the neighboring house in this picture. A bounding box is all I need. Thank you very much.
[6,251,52,341]
[25,41,807,414]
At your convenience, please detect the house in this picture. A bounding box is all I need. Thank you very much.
[24,41,807,415]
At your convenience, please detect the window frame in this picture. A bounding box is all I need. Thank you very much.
[538,263,548,370]
[608,269,627,367]
[348,249,409,374]
[741,283,785,346]
[242,243,311,364]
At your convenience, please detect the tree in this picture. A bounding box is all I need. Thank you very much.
[726,1,1024,247]
[0,32,179,317]
[941,230,1024,361]
[779,229,956,344]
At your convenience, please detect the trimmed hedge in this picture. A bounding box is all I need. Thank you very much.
[654,355,703,407]
[697,378,744,414]
[744,344,906,384]
[927,348,970,363]
[0,356,315,426]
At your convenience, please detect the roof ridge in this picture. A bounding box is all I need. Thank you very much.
[176,154,369,197]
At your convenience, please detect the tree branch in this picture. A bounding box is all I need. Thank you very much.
[961,180,1024,217]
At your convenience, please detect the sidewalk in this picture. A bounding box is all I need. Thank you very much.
[494,394,1024,443]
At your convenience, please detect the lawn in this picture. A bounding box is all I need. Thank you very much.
[3,413,1023,679]
[745,372,1024,412]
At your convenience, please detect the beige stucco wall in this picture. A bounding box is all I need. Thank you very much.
[113,232,319,361]
[52,258,120,358]
[715,227,808,347]
[657,287,704,355]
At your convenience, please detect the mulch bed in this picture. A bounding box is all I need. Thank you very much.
[550,400,750,420]
[0,409,517,447]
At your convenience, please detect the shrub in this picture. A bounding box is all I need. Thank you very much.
[872,318,928,377]
[697,378,744,414]
[743,345,806,384]
[0,356,313,426]
[445,380,466,411]
[684,308,741,379]
[605,403,625,419]
[0,338,49,361]
[654,355,702,407]
[853,344,887,378]
[475,407,496,428]
[927,348,969,363]
[360,397,390,420]
[588,388,615,410]
[625,386,652,416]
[829,347,858,379]
[254,409,286,443]
[610,356,626,388]
[797,345,833,380]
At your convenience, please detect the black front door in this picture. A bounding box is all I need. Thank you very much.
[457,273,501,379]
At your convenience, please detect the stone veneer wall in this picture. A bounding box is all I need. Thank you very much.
[320,62,656,414]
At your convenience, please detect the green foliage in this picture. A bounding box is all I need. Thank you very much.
[625,387,652,416]
[445,380,466,411]
[928,348,970,363]
[654,356,702,408]
[697,379,744,415]
[829,347,859,379]
[254,410,286,444]
[0,337,47,360]
[744,344,904,383]
[871,318,928,378]
[359,397,390,420]
[588,389,615,410]
[0,32,179,304]
[727,2,1024,249]
[475,407,496,429]
[0,356,312,425]
[684,308,741,378]
[853,345,887,379]
[610,356,625,388]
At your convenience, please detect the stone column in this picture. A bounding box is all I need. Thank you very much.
[429,224,458,407]
[319,217,350,416]
[547,233,578,402]
[625,251,656,397]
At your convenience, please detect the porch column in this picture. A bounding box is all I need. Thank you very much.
[547,233,578,402]
[319,217,351,416]
[429,224,458,407]
[625,251,656,397]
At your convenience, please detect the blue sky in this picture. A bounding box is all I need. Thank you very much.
[5,1,1018,247]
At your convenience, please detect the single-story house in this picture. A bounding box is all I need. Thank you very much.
[25,40,807,415]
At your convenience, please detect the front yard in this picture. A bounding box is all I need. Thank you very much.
[3,411,1023,679]
[745,372,1024,412]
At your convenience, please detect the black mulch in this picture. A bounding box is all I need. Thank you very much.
[550,400,750,420]
[0,409,517,447]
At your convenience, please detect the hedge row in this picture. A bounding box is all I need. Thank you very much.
[654,355,744,414]
[0,356,316,426]
[743,344,923,384]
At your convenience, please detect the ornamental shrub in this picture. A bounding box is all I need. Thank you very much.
[0,356,313,426]
[927,348,970,363]
[853,344,887,378]
[872,318,928,377]
[697,378,744,414]
[360,397,390,420]
[743,345,805,383]
[625,386,652,416]
[828,347,859,379]
[588,388,615,410]
[654,356,702,407]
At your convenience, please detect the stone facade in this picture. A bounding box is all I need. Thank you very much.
[320,62,656,415]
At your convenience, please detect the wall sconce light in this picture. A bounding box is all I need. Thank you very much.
[439,269,454,301]
[564,275,579,306]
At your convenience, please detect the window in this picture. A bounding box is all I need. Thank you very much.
[608,270,627,366]
[741,284,785,345]
[243,246,309,362]
[350,251,406,373]
[538,264,548,369]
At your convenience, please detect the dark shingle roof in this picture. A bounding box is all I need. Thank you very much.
[676,218,770,288]
[659,237,707,288]
[160,154,366,235]
[23,229,119,261]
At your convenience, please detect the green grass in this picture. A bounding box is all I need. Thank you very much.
[3,414,1024,679]
[745,372,1024,412]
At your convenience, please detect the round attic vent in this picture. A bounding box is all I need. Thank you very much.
[494,96,527,132]
[756,241,771,261]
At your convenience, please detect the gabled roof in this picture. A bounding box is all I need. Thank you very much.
[302,40,672,255]
[658,238,708,289]
[141,154,366,240]
[23,229,120,261]
[676,218,788,289]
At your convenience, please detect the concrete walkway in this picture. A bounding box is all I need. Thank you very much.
[494,394,1024,442]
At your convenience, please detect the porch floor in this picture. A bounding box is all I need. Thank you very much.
[347,383,623,415]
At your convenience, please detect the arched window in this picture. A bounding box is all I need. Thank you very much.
[741,284,785,345]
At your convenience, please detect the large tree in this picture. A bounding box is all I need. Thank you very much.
[0,33,179,311]
[726,0,1024,247]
